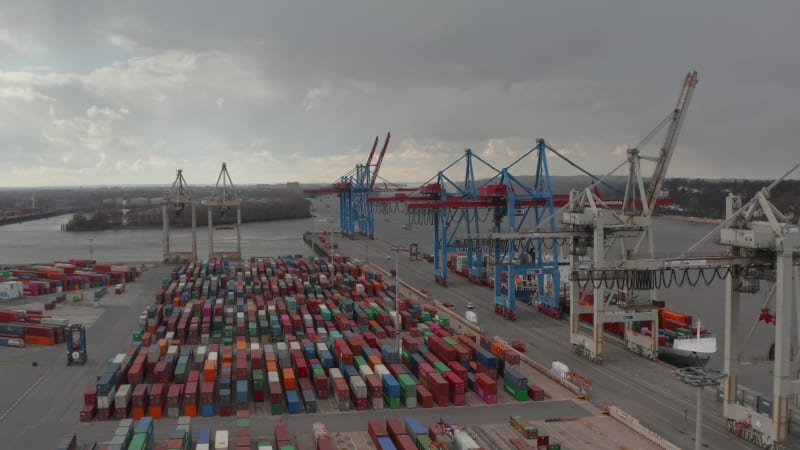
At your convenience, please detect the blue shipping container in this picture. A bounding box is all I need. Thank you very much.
[286,390,301,414]
[405,417,425,436]
[377,436,397,450]
[382,374,401,397]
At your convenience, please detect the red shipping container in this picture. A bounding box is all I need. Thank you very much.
[368,419,388,446]
[416,384,434,408]
[84,387,97,406]
[385,418,404,441]
[395,434,417,450]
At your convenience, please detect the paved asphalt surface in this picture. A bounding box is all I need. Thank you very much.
[337,232,776,450]
[0,224,784,449]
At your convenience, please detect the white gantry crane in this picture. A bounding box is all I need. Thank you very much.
[573,163,800,447]
[162,169,198,262]
[206,162,242,260]
[564,71,699,363]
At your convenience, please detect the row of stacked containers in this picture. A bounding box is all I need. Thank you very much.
[82,255,546,423]
[62,414,559,449]
[2,259,137,296]
[0,261,140,347]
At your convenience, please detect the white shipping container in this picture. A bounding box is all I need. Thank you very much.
[214,430,229,450]
[374,365,390,377]
[195,443,210,450]
[329,368,343,379]
[115,384,132,408]
[454,430,481,450]
[41,317,69,326]
[257,444,272,450]
[267,371,280,383]
[319,274,328,285]
[0,281,24,300]
[358,365,374,378]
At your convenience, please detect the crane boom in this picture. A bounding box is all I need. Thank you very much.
[370,132,391,190]
[646,70,698,212]
[365,135,379,168]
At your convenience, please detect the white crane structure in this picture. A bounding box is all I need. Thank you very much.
[571,163,800,447]
[206,162,242,260]
[561,71,698,363]
[162,169,197,262]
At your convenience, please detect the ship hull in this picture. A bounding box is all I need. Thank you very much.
[658,346,712,367]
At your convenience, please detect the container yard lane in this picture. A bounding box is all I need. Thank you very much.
[339,235,765,450]
[0,265,163,450]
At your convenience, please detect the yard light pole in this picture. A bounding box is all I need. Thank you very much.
[390,245,403,357]
[675,366,726,450]
[88,238,94,260]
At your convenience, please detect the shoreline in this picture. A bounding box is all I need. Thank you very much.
[659,214,722,225]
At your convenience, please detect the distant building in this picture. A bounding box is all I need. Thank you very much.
[286,182,300,190]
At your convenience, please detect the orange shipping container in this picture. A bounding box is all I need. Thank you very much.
[204,359,216,382]
[266,361,278,372]
[184,404,197,417]
[282,368,296,390]
[132,407,146,420]
[149,405,162,419]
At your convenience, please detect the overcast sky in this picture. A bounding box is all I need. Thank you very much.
[1,1,799,187]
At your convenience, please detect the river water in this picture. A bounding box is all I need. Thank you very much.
[0,208,776,391]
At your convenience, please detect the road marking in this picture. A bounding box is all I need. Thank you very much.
[0,375,45,422]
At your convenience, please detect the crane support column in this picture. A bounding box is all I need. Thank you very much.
[208,208,214,259]
[162,204,170,260]
[191,203,197,259]
[591,216,605,362]
[723,194,741,419]
[772,239,792,442]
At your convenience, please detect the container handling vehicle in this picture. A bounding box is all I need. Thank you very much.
[66,323,87,366]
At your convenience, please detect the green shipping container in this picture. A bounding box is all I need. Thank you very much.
[127,433,147,450]
[438,316,450,327]
[433,362,450,375]
[443,336,458,346]
[384,395,401,409]
[421,312,431,323]
[132,330,142,342]
[236,418,250,427]
[548,445,561,450]
[504,381,529,401]
[354,355,367,368]
[415,434,431,450]
[271,402,283,415]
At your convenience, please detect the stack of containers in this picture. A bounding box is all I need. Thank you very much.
[114,384,132,420]
[368,419,392,450]
[195,428,211,450]
[474,373,498,404]
[81,387,97,422]
[299,378,317,413]
[183,380,198,417]
[275,423,292,448]
[131,384,148,420]
[475,348,498,379]
[397,374,417,408]
[365,373,383,409]
[130,416,155,450]
[444,371,466,406]
[236,417,251,450]
[200,380,215,417]
[96,365,119,421]
[110,418,134,449]
[330,368,350,411]
[381,372,401,409]
[503,366,529,401]
[166,384,183,418]
[167,416,192,450]
[350,375,368,410]
[149,383,166,419]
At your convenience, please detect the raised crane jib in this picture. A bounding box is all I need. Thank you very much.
[646,71,698,212]
[370,132,391,190]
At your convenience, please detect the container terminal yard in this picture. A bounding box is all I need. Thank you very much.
[0,226,794,450]
[1,76,798,450]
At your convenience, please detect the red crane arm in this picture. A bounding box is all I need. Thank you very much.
[370,132,391,190]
